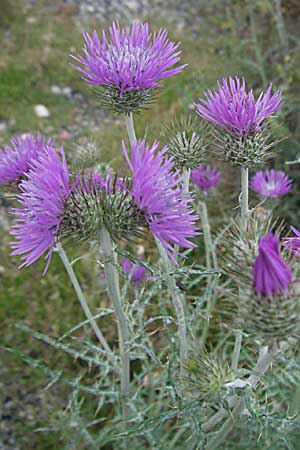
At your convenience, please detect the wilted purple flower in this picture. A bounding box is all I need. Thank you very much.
[283,226,300,255]
[122,257,147,284]
[71,21,186,95]
[123,140,199,261]
[195,77,282,136]
[253,232,292,298]
[10,147,75,274]
[251,169,292,198]
[0,133,53,185]
[191,165,220,192]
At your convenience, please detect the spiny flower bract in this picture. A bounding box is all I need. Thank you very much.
[71,21,186,95]
[253,232,292,298]
[122,140,199,261]
[10,147,73,274]
[250,169,292,198]
[194,76,282,137]
[191,164,220,193]
[0,133,53,185]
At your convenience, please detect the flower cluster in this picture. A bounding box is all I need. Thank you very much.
[250,169,292,198]
[10,147,73,274]
[195,77,282,137]
[71,22,186,113]
[0,133,53,185]
[123,140,199,261]
[191,164,220,193]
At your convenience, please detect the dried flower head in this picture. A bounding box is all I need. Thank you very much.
[123,140,199,262]
[191,164,220,193]
[71,21,186,113]
[0,133,53,186]
[194,77,283,167]
[162,116,208,170]
[253,233,292,298]
[250,169,292,198]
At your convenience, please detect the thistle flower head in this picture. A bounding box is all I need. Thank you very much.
[251,169,292,198]
[283,226,300,255]
[253,232,292,298]
[122,257,147,285]
[71,21,186,113]
[10,147,73,273]
[191,164,220,193]
[194,76,282,137]
[162,115,208,170]
[0,133,54,185]
[123,140,199,261]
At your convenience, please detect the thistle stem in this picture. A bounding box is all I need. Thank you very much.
[155,237,188,363]
[99,226,130,418]
[199,199,218,347]
[240,166,249,231]
[231,331,243,372]
[56,243,115,364]
[182,168,191,194]
[125,112,137,147]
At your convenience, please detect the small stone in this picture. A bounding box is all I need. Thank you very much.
[51,85,61,95]
[34,105,50,118]
[59,129,71,142]
[62,86,72,97]
[86,5,95,13]
[0,120,7,134]
[26,16,37,24]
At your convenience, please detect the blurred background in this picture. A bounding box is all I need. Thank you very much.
[0,1,299,449]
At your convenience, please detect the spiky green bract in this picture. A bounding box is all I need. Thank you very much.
[213,128,276,167]
[162,116,208,170]
[93,85,157,114]
[238,284,300,339]
[180,350,234,403]
[60,174,146,245]
[73,140,100,169]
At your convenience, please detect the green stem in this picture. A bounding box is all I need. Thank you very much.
[182,168,191,194]
[231,331,243,372]
[125,112,137,147]
[240,166,249,231]
[99,227,130,417]
[56,243,115,364]
[155,237,188,363]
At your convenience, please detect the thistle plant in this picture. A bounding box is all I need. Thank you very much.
[2,18,300,450]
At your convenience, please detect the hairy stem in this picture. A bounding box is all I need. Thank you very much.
[231,331,243,372]
[56,243,115,364]
[99,227,130,418]
[125,112,137,147]
[182,168,191,194]
[240,166,249,231]
[155,237,188,363]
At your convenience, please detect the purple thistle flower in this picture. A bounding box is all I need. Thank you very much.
[253,232,292,298]
[191,165,220,193]
[122,257,147,285]
[0,133,54,185]
[90,172,124,193]
[71,21,186,95]
[122,140,199,261]
[283,226,300,255]
[250,169,292,198]
[194,77,282,136]
[10,147,75,274]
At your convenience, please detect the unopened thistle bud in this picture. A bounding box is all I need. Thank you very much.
[180,350,234,403]
[162,116,208,170]
[73,140,100,169]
